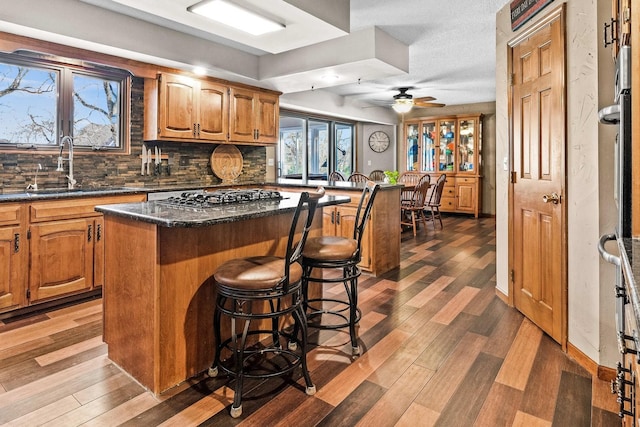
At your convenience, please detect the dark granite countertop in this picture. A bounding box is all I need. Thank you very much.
[95,191,350,228]
[0,186,148,202]
[269,178,402,191]
[619,237,640,329]
[0,179,400,203]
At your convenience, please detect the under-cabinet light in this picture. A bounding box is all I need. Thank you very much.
[188,0,285,36]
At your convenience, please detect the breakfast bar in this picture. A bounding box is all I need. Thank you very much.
[96,190,350,395]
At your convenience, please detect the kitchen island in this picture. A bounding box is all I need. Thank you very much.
[96,190,349,395]
[267,179,403,276]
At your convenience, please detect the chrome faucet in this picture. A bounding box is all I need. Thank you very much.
[57,135,76,189]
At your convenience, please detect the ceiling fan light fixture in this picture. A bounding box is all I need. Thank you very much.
[392,98,413,113]
[188,0,285,36]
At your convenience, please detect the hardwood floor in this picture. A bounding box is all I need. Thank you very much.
[0,216,620,426]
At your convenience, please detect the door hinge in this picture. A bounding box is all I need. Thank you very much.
[26,288,31,300]
[509,73,515,86]
[510,269,515,282]
[510,171,517,184]
[27,228,31,239]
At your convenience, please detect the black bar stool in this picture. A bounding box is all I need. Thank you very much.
[208,189,324,418]
[301,181,380,357]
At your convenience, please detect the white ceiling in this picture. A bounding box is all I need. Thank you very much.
[4,0,508,111]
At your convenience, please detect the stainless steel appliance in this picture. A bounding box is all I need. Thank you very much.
[156,189,283,208]
[598,45,636,421]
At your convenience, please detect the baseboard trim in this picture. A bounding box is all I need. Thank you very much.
[567,342,616,381]
[495,287,508,304]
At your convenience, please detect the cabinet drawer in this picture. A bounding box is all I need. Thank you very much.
[0,204,24,226]
[30,195,145,223]
[440,197,456,210]
[443,187,456,198]
[456,177,477,184]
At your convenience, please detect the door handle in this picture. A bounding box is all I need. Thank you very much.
[542,193,561,204]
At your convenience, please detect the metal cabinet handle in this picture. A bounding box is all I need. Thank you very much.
[331,211,335,224]
[14,233,19,253]
[88,224,92,242]
[96,223,102,242]
[542,192,561,204]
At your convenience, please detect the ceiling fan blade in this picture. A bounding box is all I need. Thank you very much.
[414,101,446,108]
[414,96,436,102]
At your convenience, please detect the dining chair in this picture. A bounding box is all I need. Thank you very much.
[426,173,447,229]
[399,171,423,203]
[348,172,370,183]
[401,174,431,236]
[368,170,385,181]
[328,171,346,181]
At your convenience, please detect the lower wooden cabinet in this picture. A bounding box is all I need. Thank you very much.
[29,217,96,302]
[430,174,481,218]
[0,204,27,311]
[0,194,144,315]
[322,204,373,271]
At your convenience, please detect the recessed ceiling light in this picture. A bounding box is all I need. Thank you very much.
[188,0,285,36]
[321,74,340,82]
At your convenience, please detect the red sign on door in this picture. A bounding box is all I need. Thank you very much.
[511,0,555,30]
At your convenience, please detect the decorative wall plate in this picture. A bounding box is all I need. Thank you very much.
[211,144,243,182]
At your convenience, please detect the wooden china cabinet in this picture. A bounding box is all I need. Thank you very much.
[404,114,483,217]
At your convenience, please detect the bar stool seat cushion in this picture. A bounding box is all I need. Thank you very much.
[214,256,303,290]
[303,236,358,261]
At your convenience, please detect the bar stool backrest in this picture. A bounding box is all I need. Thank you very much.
[284,188,324,289]
[352,181,380,260]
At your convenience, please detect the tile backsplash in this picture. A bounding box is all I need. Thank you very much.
[0,77,266,191]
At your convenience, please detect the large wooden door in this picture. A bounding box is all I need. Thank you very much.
[510,8,566,344]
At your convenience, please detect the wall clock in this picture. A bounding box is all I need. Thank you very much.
[368,131,390,153]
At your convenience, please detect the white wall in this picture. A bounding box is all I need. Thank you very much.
[496,0,617,366]
[359,124,397,175]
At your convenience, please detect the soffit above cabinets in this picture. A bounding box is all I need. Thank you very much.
[80,0,350,54]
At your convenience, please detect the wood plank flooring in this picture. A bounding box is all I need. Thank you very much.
[0,216,620,426]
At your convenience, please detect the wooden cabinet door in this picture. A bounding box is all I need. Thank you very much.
[30,218,93,302]
[229,87,257,142]
[256,93,279,143]
[335,205,372,270]
[198,81,228,141]
[456,178,476,213]
[158,73,197,139]
[322,207,339,237]
[93,217,104,289]
[0,225,26,311]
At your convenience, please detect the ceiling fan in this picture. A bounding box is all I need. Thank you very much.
[392,87,445,113]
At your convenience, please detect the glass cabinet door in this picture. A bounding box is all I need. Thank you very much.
[406,122,419,171]
[458,118,476,173]
[421,121,436,172]
[438,119,455,172]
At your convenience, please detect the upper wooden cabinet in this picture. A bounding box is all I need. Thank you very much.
[144,72,279,145]
[229,87,279,144]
